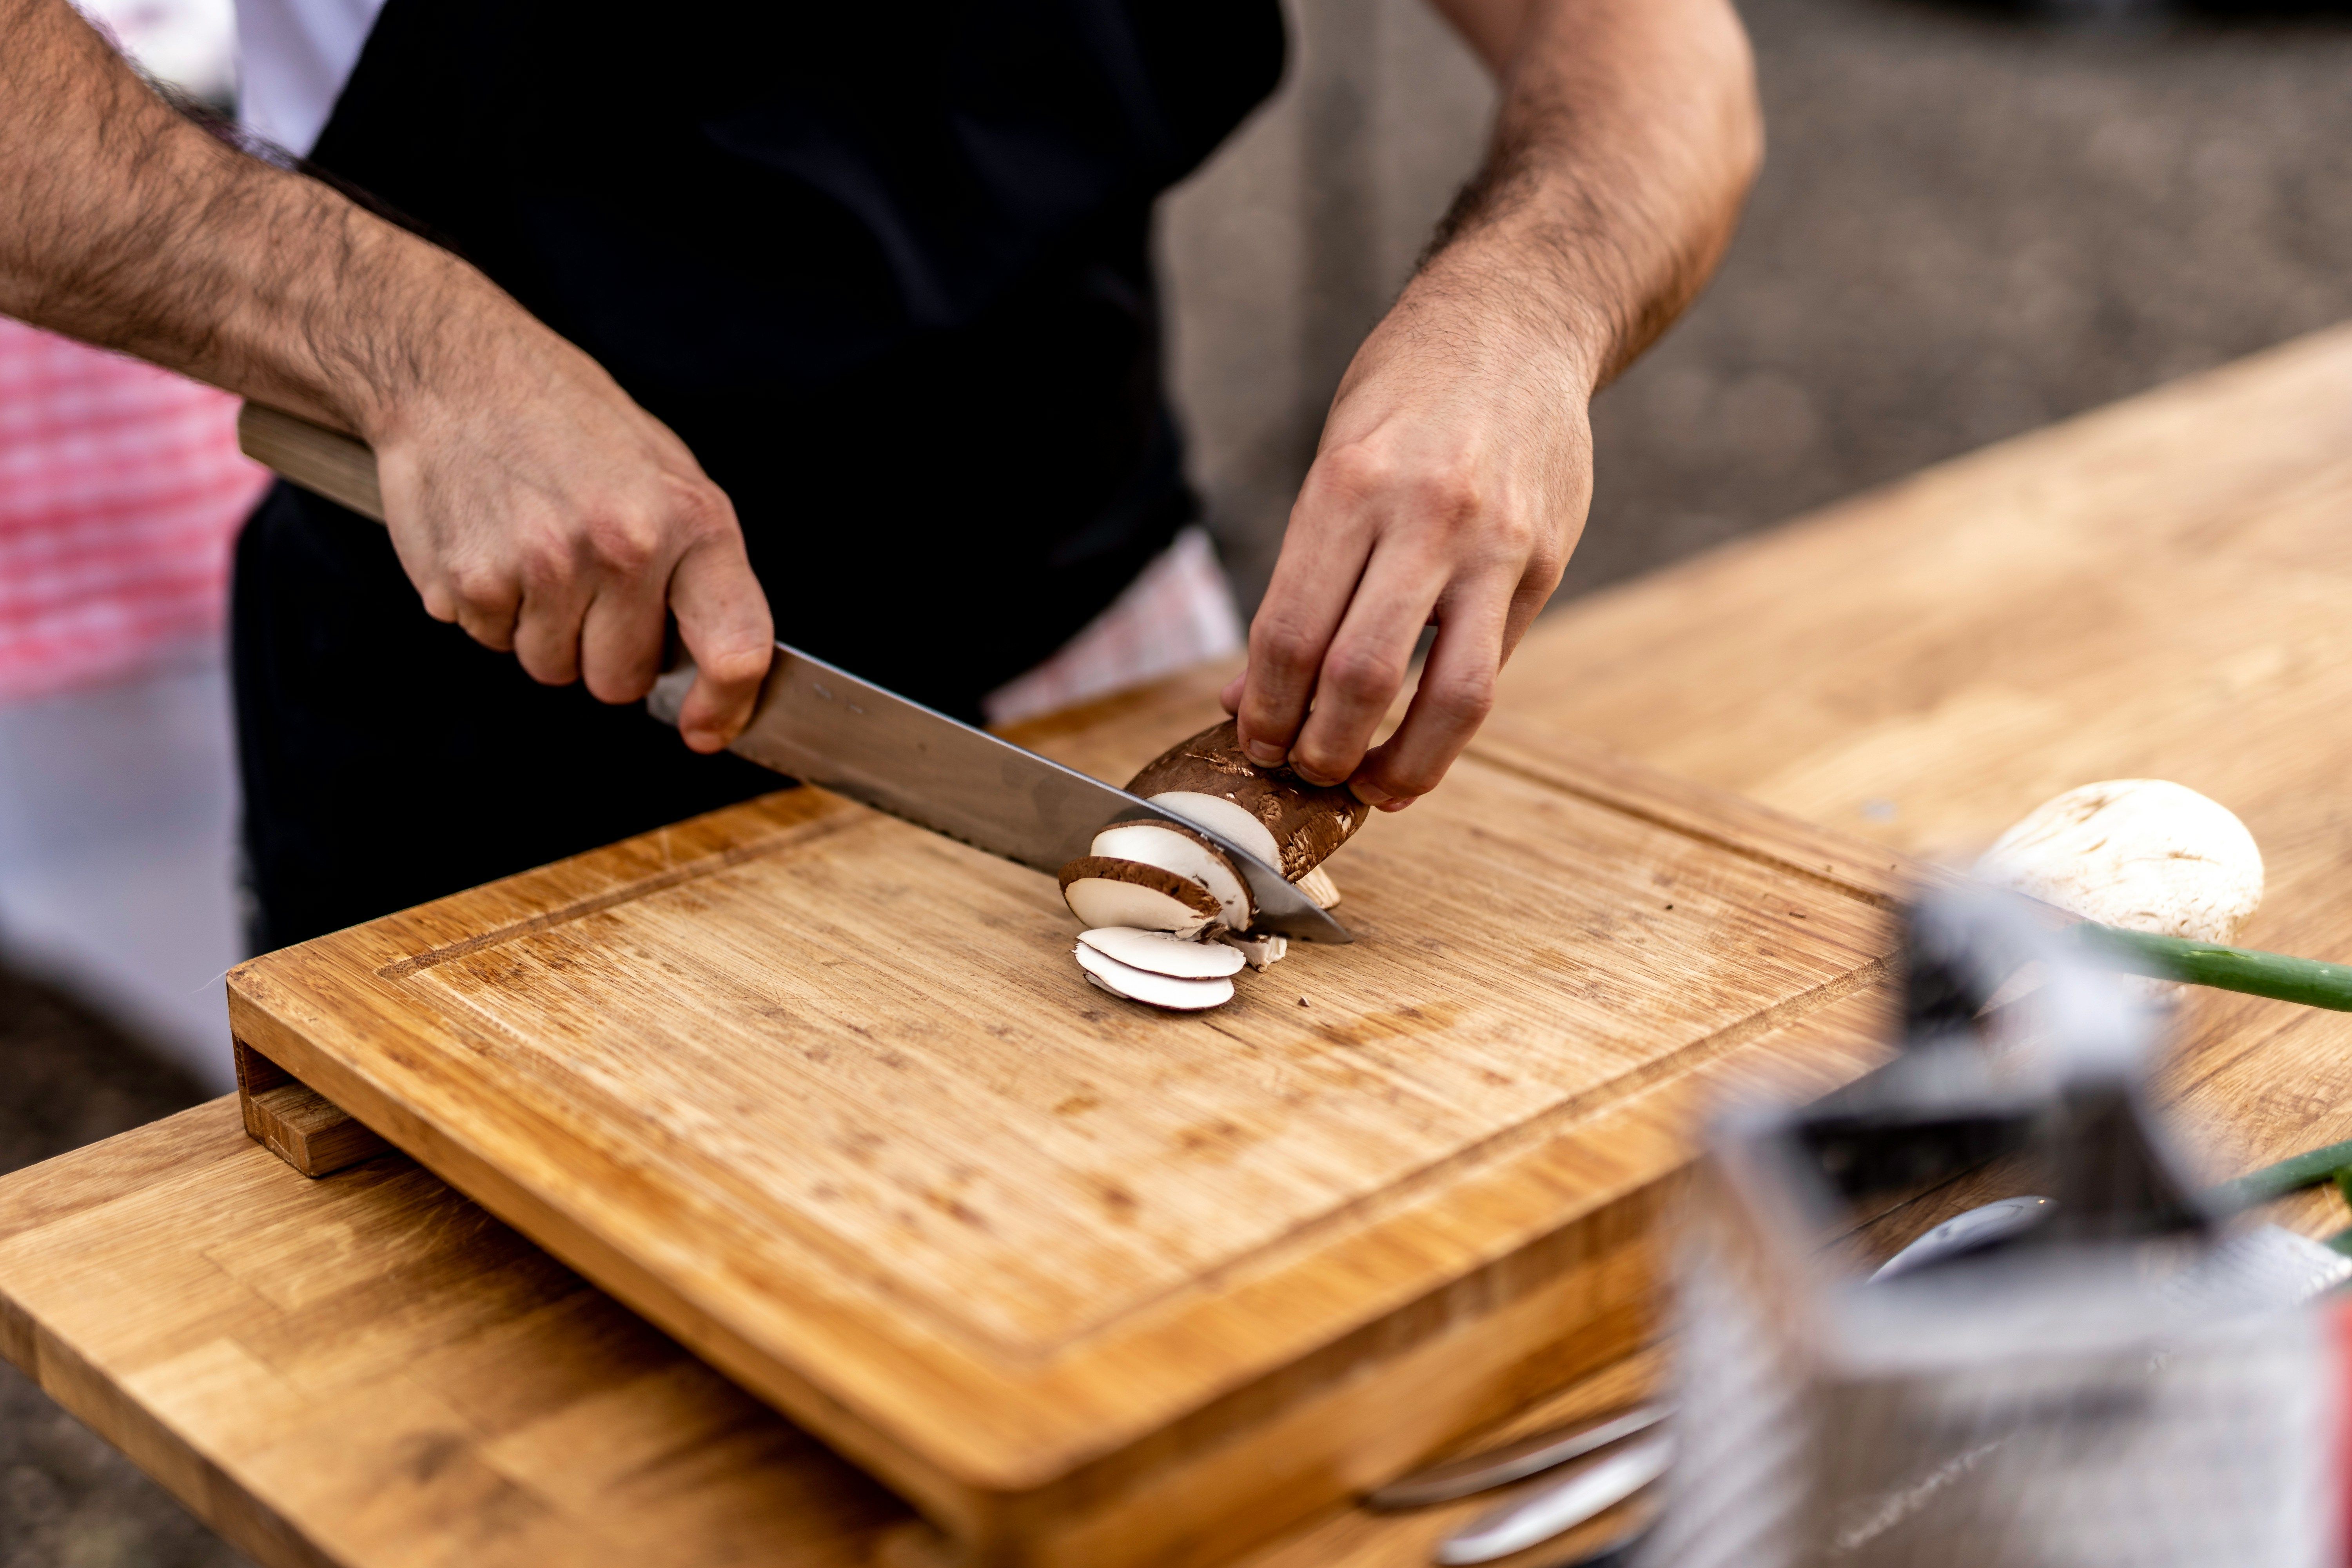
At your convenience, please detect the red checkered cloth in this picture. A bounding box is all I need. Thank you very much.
[0,317,270,703]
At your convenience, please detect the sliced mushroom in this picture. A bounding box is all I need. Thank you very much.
[1058,856,1221,938]
[1217,931,1288,970]
[1127,720,1370,881]
[1145,790,1283,870]
[1074,942,1236,1010]
[1296,865,1341,911]
[1079,926,1247,979]
[1090,821,1254,931]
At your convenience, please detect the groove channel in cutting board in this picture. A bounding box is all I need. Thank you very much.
[381,751,1881,1356]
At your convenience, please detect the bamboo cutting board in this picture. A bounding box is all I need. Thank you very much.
[224,673,1904,1568]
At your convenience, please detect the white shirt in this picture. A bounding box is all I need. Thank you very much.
[233,0,385,154]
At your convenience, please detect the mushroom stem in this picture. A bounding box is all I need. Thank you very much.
[2075,924,2352,1012]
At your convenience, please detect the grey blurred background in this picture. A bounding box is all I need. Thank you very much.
[7,0,2352,1562]
[1165,0,2352,612]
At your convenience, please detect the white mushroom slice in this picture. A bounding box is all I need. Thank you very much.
[1058,856,1219,938]
[1073,943,1235,1010]
[1145,789,1284,870]
[1217,931,1288,970]
[1296,865,1341,911]
[1090,822,1253,931]
[1079,927,1246,978]
[1975,779,2264,943]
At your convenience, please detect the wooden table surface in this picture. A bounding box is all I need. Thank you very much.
[7,320,2352,1568]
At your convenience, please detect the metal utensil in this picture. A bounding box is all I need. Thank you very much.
[1870,1194,2054,1281]
[234,403,1351,942]
[1434,1434,1674,1566]
[644,649,1348,940]
[1378,1192,2049,1527]
[1370,1402,1672,1510]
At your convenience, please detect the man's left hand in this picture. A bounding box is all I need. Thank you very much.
[1220,269,1595,811]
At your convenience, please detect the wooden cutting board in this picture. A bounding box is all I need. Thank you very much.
[224,673,1904,1568]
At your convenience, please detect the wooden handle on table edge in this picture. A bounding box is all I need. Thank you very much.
[238,403,386,523]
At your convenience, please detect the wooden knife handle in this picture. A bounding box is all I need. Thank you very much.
[237,403,385,523]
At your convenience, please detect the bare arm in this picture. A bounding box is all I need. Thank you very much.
[1225,0,1761,806]
[0,0,771,748]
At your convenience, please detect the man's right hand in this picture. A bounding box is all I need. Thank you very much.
[0,0,773,750]
[372,330,773,753]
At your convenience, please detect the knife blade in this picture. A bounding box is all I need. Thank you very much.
[236,403,1349,941]
[647,647,1348,940]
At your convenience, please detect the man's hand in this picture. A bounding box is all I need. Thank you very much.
[1225,0,1762,808]
[372,331,772,752]
[1222,265,1595,810]
[0,0,771,748]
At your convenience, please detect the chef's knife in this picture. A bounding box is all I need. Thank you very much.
[236,403,1350,940]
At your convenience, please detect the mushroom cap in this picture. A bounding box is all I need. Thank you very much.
[1127,720,1370,880]
[1058,857,1221,938]
[1089,821,1254,931]
[1974,779,2264,943]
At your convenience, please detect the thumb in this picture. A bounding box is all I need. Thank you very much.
[667,533,774,752]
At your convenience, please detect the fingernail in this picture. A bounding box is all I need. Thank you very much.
[1246,741,1287,766]
[1377,796,1416,812]
[1349,780,1392,807]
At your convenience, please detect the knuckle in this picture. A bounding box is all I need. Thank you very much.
[663,475,734,539]
[1249,618,1319,680]
[520,649,577,688]
[586,512,662,577]
[446,561,511,613]
[1307,441,1396,508]
[511,528,575,591]
[1383,757,1451,797]
[1426,668,1497,723]
[1408,466,1483,530]
[1523,528,1566,583]
[585,664,653,704]
[1323,644,1406,706]
[698,639,772,688]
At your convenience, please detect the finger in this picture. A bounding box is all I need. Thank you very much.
[1219,670,1244,716]
[445,568,523,653]
[666,530,774,752]
[1284,538,1449,786]
[1346,582,1510,808]
[576,567,671,704]
[1236,468,1380,764]
[510,538,596,687]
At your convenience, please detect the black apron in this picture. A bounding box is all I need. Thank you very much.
[233,0,1284,948]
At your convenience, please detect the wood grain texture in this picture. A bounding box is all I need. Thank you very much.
[1497,319,2352,1239]
[224,710,1896,1565]
[235,1040,393,1177]
[0,1055,1848,1568]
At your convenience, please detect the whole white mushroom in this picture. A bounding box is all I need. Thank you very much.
[1973,779,2263,943]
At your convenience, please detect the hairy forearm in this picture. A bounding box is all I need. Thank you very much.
[1417,0,1762,391]
[0,0,517,438]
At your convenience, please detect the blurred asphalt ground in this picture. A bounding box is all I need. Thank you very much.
[5,1,2349,1561]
